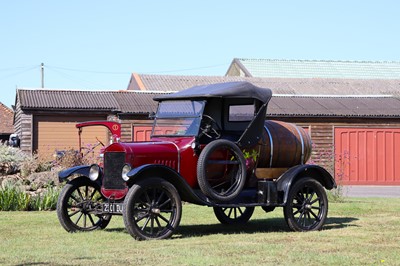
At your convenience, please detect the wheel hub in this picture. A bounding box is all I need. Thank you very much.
[151,207,160,214]
[78,201,91,214]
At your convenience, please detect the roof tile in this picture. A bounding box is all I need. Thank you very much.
[232,58,400,79]
[16,88,400,118]
[0,102,14,134]
[128,74,400,97]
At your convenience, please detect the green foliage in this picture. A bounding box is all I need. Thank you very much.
[243,149,259,161]
[29,186,60,211]
[0,182,60,211]
[0,182,30,211]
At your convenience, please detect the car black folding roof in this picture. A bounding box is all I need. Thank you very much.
[153,81,272,104]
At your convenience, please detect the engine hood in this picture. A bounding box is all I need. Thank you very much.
[103,138,195,172]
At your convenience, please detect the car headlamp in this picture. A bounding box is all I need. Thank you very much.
[89,164,101,181]
[122,164,132,181]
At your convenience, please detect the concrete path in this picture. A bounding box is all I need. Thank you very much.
[342,185,400,198]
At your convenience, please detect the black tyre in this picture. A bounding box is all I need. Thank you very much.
[57,177,111,232]
[213,206,254,224]
[123,178,182,240]
[283,177,328,231]
[197,139,246,202]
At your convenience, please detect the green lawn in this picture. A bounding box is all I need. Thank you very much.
[1,198,399,265]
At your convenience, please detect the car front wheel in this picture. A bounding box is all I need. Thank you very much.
[57,177,111,232]
[123,178,182,240]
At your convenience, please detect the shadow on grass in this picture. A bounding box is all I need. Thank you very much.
[175,216,359,238]
[104,216,358,238]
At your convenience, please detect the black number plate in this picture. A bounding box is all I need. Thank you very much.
[103,203,124,214]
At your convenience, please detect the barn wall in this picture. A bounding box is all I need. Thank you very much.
[118,114,152,142]
[270,116,400,184]
[33,114,109,156]
[13,100,33,154]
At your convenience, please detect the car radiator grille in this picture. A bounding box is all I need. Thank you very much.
[103,152,126,190]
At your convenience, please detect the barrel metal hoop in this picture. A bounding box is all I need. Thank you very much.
[292,124,305,164]
[264,125,274,168]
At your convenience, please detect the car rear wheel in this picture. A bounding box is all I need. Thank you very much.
[197,139,247,202]
[123,178,182,240]
[283,177,328,231]
[213,206,254,224]
[57,177,111,232]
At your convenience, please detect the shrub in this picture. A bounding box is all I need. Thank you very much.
[53,149,82,168]
[0,142,30,175]
[20,153,53,177]
[308,143,348,202]
[29,186,60,211]
[54,145,102,169]
[0,181,30,211]
[0,181,60,211]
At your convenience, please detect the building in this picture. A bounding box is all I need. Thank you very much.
[225,59,400,186]
[0,102,14,143]
[13,59,400,185]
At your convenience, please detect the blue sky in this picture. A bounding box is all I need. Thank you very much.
[1,1,400,108]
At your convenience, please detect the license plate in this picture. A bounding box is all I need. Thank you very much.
[103,203,124,214]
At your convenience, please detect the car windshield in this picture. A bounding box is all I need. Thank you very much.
[152,100,205,137]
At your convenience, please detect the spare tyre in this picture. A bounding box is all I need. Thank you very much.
[197,139,246,202]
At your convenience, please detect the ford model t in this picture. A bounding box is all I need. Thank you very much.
[57,81,336,240]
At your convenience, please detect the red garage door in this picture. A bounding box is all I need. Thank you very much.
[334,128,400,185]
[133,126,152,141]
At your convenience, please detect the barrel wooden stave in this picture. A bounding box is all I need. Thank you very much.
[258,120,312,168]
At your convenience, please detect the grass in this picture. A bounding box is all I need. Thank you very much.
[0,198,399,265]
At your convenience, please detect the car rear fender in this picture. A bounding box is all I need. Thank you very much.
[276,164,337,204]
[126,164,207,205]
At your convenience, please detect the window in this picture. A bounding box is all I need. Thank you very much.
[228,104,255,122]
[152,100,205,137]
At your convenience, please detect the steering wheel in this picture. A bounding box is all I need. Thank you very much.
[199,115,221,139]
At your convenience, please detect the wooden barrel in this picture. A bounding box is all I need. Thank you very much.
[258,120,312,168]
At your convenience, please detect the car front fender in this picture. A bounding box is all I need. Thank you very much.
[276,164,337,205]
[58,165,91,182]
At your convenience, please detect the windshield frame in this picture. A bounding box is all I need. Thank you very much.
[151,100,206,137]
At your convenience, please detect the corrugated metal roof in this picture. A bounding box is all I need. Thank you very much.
[268,96,400,117]
[112,91,164,113]
[17,89,163,114]
[128,74,400,97]
[229,58,400,79]
[16,88,400,118]
[18,89,119,110]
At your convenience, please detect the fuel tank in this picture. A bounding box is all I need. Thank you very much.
[258,120,312,168]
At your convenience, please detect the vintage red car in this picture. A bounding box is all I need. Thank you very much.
[57,81,336,240]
